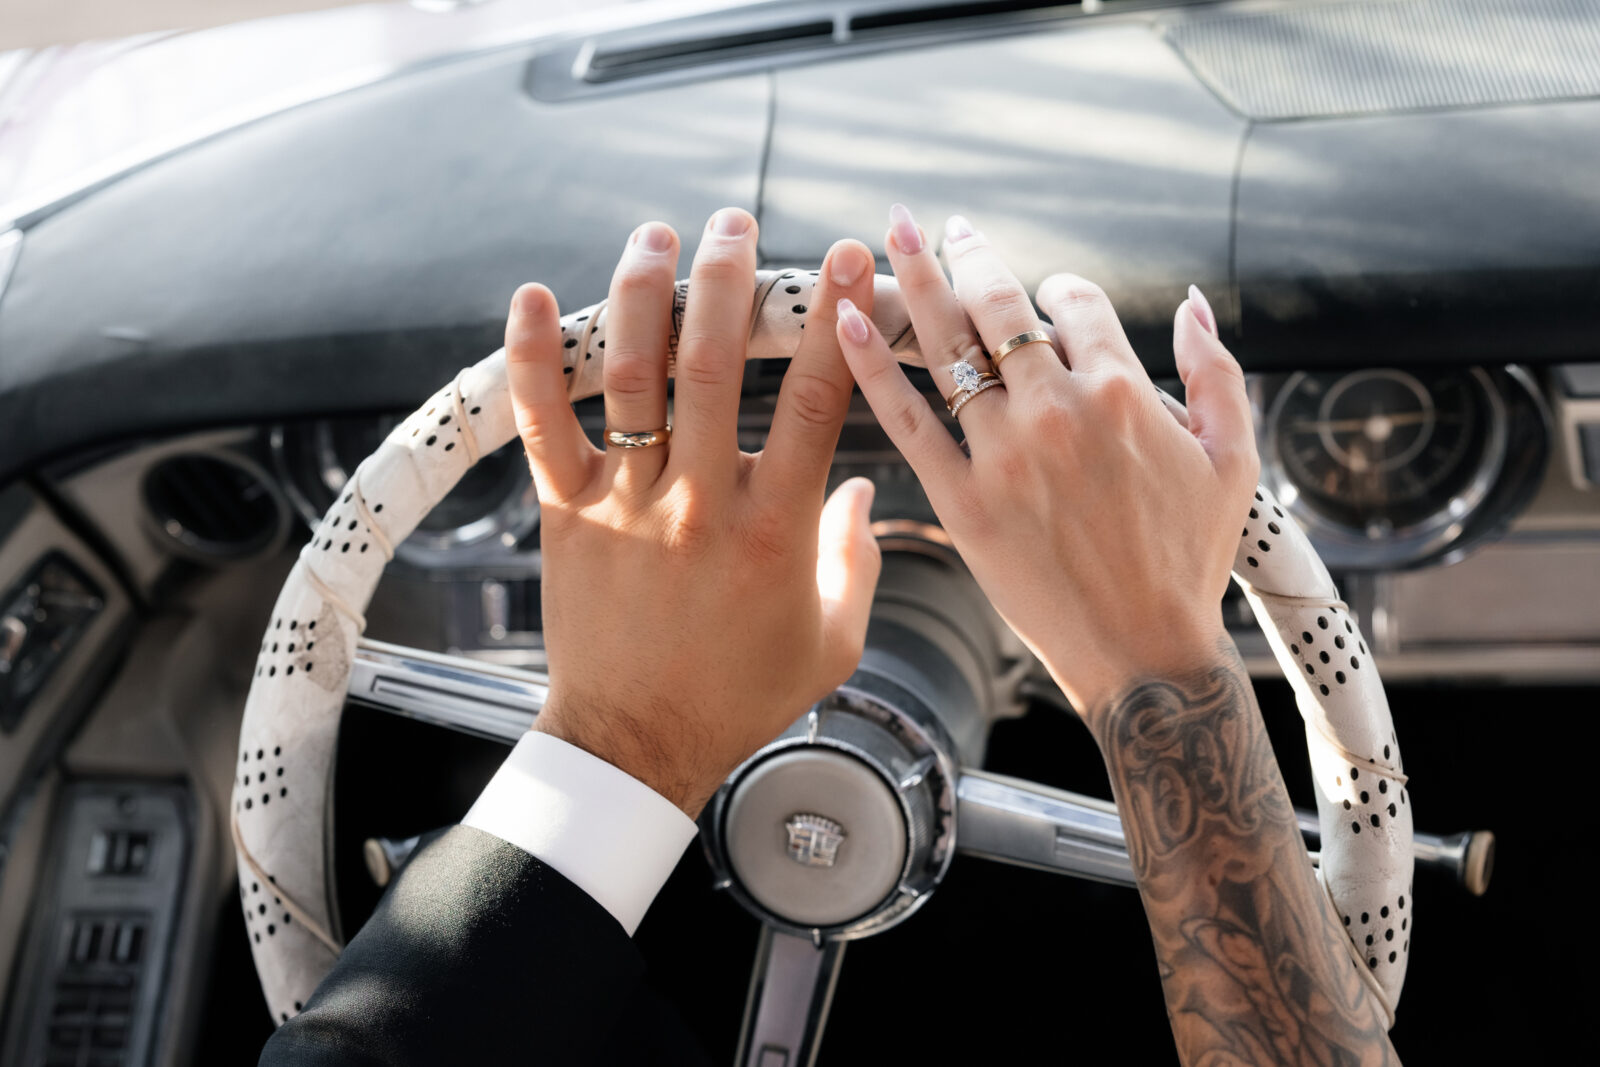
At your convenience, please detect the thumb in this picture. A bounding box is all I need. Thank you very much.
[1174,286,1258,486]
[816,477,881,661]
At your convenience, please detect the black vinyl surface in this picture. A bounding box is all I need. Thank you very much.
[5,7,1600,485]
[197,680,1588,1064]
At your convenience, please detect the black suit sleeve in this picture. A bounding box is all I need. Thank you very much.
[260,825,648,1067]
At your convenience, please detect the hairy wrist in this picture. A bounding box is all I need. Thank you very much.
[534,700,722,819]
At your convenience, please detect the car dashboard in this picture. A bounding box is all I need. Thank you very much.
[3,0,1600,1061]
[126,361,1598,682]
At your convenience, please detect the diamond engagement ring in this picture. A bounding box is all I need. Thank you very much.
[944,359,1004,419]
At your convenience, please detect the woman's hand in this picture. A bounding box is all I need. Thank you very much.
[834,206,1259,722]
[507,208,882,817]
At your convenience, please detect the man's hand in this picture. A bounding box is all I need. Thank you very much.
[506,208,882,818]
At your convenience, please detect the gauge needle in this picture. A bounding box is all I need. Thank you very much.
[1288,412,1454,432]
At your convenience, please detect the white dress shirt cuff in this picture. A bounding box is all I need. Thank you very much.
[462,731,700,936]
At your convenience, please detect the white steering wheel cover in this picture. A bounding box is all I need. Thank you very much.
[1231,488,1410,1023]
[235,271,1410,1026]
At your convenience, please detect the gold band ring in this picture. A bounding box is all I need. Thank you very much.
[605,426,672,449]
[990,330,1053,370]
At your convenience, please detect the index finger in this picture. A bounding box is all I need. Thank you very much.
[833,297,968,518]
[506,283,600,501]
[755,239,876,511]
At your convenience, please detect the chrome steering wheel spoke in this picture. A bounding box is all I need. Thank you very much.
[347,638,546,742]
[956,769,1494,895]
[955,770,1136,886]
[736,926,846,1067]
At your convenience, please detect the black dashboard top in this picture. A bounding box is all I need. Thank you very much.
[1,4,1598,484]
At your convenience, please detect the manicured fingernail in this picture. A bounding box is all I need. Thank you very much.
[632,221,673,253]
[709,208,751,237]
[889,203,923,255]
[945,214,974,243]
[829,243,869,286]
[1187,284,1217,336]
[837,298,869,344]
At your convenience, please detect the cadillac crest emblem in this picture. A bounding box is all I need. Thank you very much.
[784,813,846,868]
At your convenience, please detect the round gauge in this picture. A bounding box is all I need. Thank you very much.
[272,415,538,563]
[1265,367,1507,544]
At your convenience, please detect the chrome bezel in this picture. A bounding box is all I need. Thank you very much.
[703,683,959,945]
[270,418,539,568]
[1255,366,1511,570]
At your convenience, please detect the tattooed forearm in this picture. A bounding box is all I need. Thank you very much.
[1093,642,1398,1066]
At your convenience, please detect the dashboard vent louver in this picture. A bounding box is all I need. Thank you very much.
[850,0,1080,34]
[143,453,283,560]
[533,0,1169,101]
[586,20,835,83]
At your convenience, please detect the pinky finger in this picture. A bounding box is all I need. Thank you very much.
[834,298,967,504]
[505,283,600,501]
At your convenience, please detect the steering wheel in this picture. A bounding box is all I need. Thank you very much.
[232,270,1413,1058]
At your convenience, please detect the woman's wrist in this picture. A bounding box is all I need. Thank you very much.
[1041,621,1238,728]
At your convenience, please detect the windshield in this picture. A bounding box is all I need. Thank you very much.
[0,0,743,213]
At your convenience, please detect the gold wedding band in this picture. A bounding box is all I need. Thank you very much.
[990,330,1053,370]
[605,426,672,449]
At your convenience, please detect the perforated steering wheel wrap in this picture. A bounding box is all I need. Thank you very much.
[233,270,1412,1027]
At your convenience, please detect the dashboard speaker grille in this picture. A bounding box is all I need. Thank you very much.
[1164,0,1600,120]
[143,453,281,559]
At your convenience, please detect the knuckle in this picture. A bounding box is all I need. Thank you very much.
[676,332,745,386]
[690,253,745,287]
[783,370,850,430]
[1040,274,1109,314]
[1028,399,1077,440]
[1204,350,1248,390]
[603,352,659,399]
[888,397,932,445]
[661,496,717,560]
[944,235,987,264]
[972,281,1031,322]
[1093,368,1143,414]
[613,262,668,300]
[905,267,954,301]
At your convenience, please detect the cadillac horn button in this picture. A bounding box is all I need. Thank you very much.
[785,813,846,868]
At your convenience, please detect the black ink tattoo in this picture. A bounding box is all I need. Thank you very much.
[1094,645,1398,1066]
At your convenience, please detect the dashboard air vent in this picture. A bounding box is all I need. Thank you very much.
[530,0,1175,101]
[587,20,834,83]
[143,454,282,560]
[850,1,1079,34]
